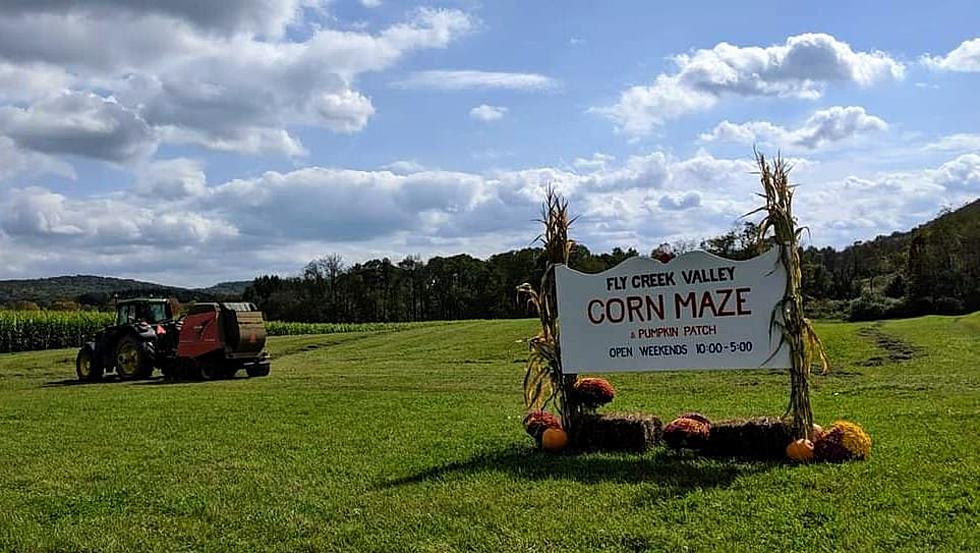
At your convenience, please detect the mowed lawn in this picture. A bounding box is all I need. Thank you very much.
[0,315,977,552]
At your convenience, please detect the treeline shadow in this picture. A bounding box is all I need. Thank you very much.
[379,445,778,499]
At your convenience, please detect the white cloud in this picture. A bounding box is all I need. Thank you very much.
[0,5,472,159]
[0,91,156,162]
[382,160,427,174]
[586,151,671,191]
[0,0,315,38]
[0,186,237,246]
[573,153,615,171]
[159,126,308,158]
[0,136,75,182]
[924,133,980,152]
[0,61,72,102]
[932,153,980,192]
[700,106,888,150]
[0,12,213,75]
[1,150,976,284]
[596,33,904,136]
[659,192,702,210]
[922,38,980,72]
[798,154,980,245]
[394,70,559,91]
[360,0,382,7]
[469,104,507,121]
[133,158,208,199]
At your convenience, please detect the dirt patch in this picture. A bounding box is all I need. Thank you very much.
[857,323,920,366]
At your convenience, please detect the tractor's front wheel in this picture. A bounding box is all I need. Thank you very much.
[76,345,103,382]
[114,336,154,380]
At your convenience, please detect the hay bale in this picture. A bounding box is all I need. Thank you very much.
[573,413,662,452]
[703,417,792,459]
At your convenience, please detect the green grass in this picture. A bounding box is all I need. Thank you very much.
[0,316,977,552]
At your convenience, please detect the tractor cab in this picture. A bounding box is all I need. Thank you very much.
[115,298,172,325]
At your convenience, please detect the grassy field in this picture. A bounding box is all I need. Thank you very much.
[0,314,977,552]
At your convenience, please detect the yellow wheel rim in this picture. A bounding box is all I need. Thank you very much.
[117,343,139,376]
[79,354,91,377]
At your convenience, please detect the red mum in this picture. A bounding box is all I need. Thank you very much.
[523,410,562,440]
[663,417,710,450]
[573,377,616,409]
[678,412,711,426]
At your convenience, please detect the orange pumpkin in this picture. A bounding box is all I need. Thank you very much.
[786,438,815,462]
[541,428,569,452]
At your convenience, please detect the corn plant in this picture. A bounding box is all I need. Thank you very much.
[0,310,114,353]
[265,320,444,336]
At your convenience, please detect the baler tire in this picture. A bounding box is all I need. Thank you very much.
[200,363,221,381]
[246,363,270,378]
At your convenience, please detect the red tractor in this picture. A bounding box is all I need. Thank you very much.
[75,298,271,381]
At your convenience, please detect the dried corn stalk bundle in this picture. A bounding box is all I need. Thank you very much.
[749,151,830,440]
[517,189,577,429]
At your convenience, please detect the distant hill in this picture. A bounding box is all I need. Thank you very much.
[801,198,979,318]
[191,281,252,297]
[0,275,250,308]
[845,198,978,261]
[838,198,977,277]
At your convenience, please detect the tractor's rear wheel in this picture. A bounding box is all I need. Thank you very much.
[76,346,103,382]
[114,336,154,380]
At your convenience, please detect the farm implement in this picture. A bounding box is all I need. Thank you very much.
[75,298,271,381]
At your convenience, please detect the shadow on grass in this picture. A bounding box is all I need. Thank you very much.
[42,376,131,387]
[379,445,779,499]
[42,376,228,387]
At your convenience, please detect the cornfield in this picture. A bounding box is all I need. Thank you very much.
[0,311,446,353]
[265,320,444,336]
[0,310,114,353]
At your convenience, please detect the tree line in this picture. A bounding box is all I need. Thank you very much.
[243,247,646,323]
[244,200,980,323]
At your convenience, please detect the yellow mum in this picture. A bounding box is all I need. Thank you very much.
[833,420,872,459]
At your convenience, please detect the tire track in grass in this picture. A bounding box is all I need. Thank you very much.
[856,323,921,366]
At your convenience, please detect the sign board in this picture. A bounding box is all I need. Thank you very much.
[556,248,791,372]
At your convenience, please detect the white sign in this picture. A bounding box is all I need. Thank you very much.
[556,248,791,372]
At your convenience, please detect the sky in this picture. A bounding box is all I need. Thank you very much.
[0,1,978,287]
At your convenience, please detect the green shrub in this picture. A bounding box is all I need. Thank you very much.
[847,293,907,321]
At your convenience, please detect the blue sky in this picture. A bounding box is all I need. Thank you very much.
[0,1,978,286]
